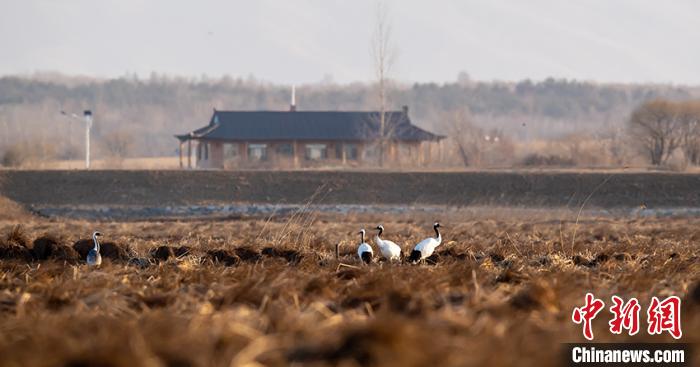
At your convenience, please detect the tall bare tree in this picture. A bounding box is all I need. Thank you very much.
[371,0,396,167]
[446,107,484,167]
[678,100,700,165]
[627,99,681,166]
[0,106,8,147]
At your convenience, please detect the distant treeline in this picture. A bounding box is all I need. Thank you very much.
[0,74,696,159]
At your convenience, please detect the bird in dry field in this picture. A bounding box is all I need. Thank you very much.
[87,231,103,267]
[374,225,402,262]
[357,229,373,265]
[408,222,442,264]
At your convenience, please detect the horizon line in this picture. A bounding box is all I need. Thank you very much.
[1,70,698,89]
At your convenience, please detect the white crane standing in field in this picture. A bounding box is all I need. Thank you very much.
[408,222,442,264]
[87,231,103,267]
[357,229,373,265]
[374,225,402,262]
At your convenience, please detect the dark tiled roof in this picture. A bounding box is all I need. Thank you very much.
[176,110,444,142]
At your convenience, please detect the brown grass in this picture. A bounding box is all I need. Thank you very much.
[0,195,29,220]
[14,157,182,170]
[0,213,698,367]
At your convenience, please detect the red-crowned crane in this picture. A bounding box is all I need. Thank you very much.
[408,222,442,264]
[87,231,103,266]
[357,229,373,264]
[374,225,402,262]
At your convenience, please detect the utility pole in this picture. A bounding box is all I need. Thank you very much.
[84,110,92,169]
[60,109,93,169]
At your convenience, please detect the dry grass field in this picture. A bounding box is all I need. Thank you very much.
[14,157,183,170]
[0,199,699,367]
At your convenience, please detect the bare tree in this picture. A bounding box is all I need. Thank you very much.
[627,99,681,166]
[446,107,484,167]
[0,106,8,147]
[371,0,396,167]
[678,100,700,166]
[1,143,28,167]
[603,127,628,166]
[102,131,133,161]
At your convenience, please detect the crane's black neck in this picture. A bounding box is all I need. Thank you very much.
[377,227,383,237]
[360,231,365,243]
[434,225,440,239]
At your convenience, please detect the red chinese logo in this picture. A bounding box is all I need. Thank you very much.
[647,296,682,339]
[608,296,640,335]
[572,294,683,340]
[572,293,606,340]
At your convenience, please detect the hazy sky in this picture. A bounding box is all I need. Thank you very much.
[1,0,699,85]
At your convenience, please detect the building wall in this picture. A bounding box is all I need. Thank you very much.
[192,140,427,169]
[195,141,224,169]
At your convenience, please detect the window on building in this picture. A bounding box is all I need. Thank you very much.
[334,144,342,159]
[364,144,378,159]
[305,144,327,160]
[344,143,358,160]
[335,143,359,160]
[399,143,411,157]
[198,142,209,160]
[224,143,239,159]
[248,144,268,161]
[276,143,294,157]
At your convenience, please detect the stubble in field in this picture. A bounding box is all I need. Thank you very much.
[0,212,698,367]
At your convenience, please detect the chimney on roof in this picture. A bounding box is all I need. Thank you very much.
[402,105,409,115]
[290,85,297,112]
[212,108,219,125]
